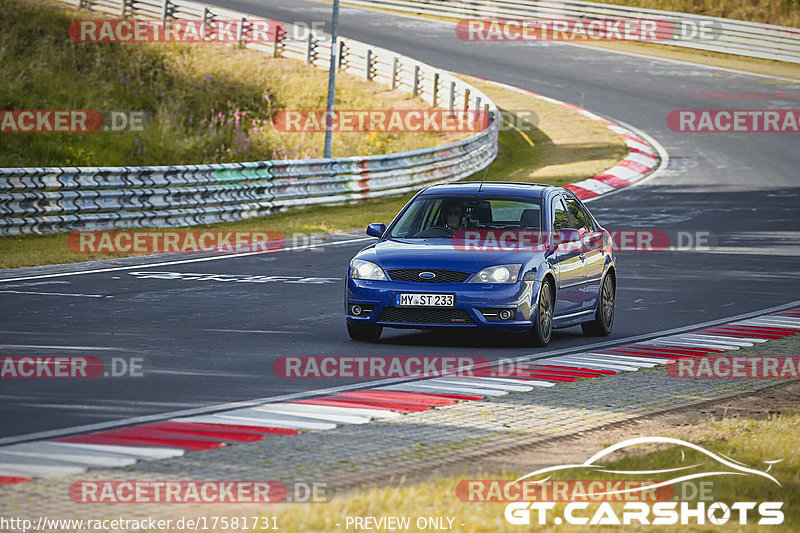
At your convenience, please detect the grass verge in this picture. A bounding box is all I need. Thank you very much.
[0,69,627,268]
[0,0,463,167]
[263,410,800,532]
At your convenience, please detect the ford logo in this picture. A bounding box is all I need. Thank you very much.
[419,271,436,279]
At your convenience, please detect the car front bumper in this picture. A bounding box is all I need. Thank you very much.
[345,278,537,331]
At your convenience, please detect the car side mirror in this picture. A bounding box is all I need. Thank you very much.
[548,228,580,253]
[366,223,386,238]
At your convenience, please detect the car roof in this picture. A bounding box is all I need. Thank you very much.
[419,181,557,198]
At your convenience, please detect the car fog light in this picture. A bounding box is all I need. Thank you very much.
[351,305,363,316]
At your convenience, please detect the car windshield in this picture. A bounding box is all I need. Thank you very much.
[387,195,543,239]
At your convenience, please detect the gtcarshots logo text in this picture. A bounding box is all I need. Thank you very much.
[502,437,783,526]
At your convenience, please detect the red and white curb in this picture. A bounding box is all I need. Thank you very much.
[565,112,662,201]
[463,75,665,201]
[1,307,798,487]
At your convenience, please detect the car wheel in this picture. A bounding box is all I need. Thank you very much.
[581,274,615,336]
[531,278,554,347]
[347,322,383,342]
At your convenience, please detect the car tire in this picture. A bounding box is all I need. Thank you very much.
[347,322,383,342]
[581,273,615,337]
[531,278,554,347]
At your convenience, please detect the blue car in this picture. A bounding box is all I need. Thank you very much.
[345,182,616,346]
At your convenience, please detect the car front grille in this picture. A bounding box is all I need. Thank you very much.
[387,269,471,283]
[378,307,474,325]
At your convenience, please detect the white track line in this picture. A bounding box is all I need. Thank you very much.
[583,352,666,364]
[0,463,86,478]
[672,334,756,347]
[737,318,800,327]
[545,358,639,371]
[0,237,373,284]
[173,414,336,431]
[266,402,400,419]
[379,382,508,396]
[50,442,184,459]
[0,449,136,468]
[552,354,652,368]
[249,406,370,424]
[662,335,749,350]
[425,377,534,392]
[704,332,767,343]
[644,338,741,349]
[0,290,105,298]
[573,354,659,367]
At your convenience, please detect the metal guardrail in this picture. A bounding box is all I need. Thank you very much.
[0,0,498,235]
[343,0,800,64]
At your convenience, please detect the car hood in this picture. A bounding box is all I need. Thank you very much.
[358,238,542,272]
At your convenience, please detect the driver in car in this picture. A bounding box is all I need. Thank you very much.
[442,202,464,231]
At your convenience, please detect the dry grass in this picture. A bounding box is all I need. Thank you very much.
[464,77,628,186]
[258,411,800,532]
[0,0,463,166]
[600,0,800,27]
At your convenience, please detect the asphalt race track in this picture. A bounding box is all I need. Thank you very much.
[1,0,799,439]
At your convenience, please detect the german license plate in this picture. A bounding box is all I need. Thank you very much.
[396,293,454,307]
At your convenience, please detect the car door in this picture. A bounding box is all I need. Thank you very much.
[550,195,585,316]
[564,192,604,311]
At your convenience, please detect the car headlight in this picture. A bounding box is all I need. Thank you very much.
[350,259,387,281]
[469,264,522,284]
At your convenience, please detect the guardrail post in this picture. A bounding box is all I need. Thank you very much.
[365,49,372,81]
[160,0,171,20]
[475,96,481,113]
[432,72,439,107]
[391,57,399,90]
[273,25,283,57]
[337,40,346,71]
[202,7,213,40]
[463,88,471,111]
[306,33,314,64]
[412,65,420,97]
[236,17,245,46]
[449,81,455,115]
